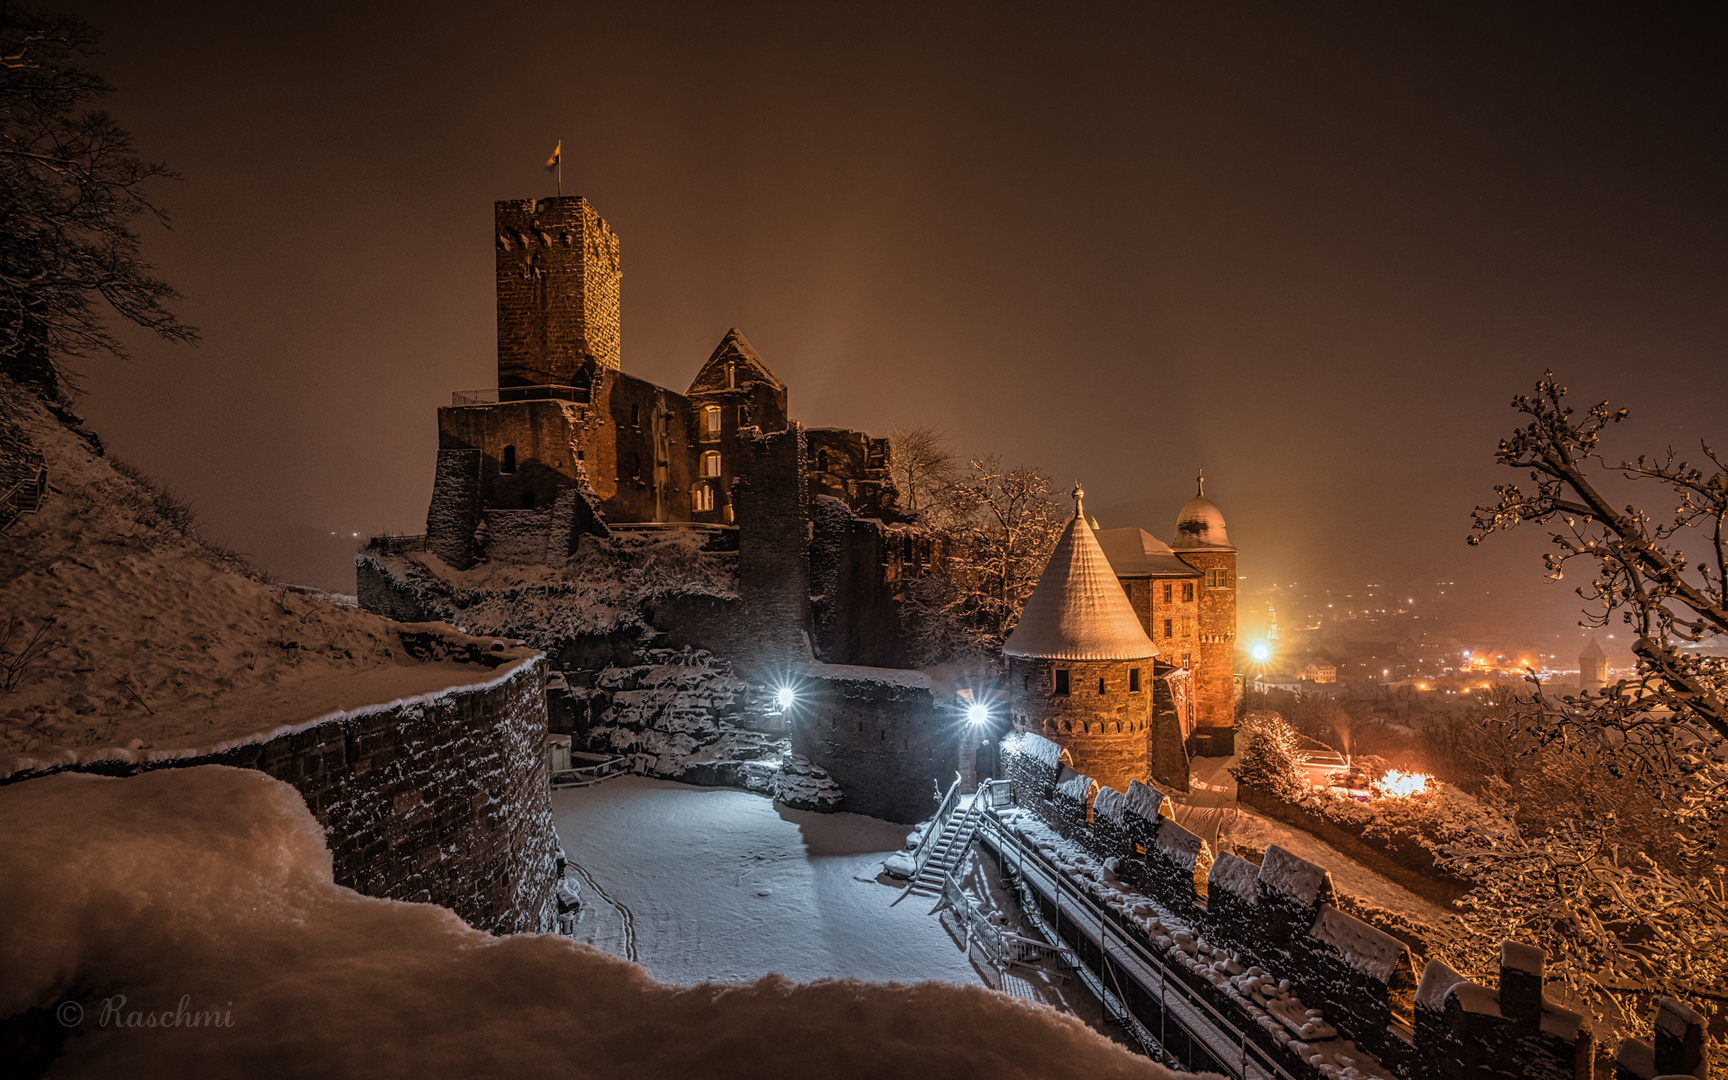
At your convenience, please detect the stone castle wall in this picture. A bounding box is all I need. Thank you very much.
[1178,549,1237,748]
[787,669,958,823]
[1008,656,1152,793]
[1,648,560,935]
[995,733,1717,1080]
[495,196,620,382]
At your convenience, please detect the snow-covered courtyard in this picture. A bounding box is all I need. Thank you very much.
[551,776,1114,1031]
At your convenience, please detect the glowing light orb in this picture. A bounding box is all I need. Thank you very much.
[775,687,795,709]
[967,703,988,725]
[1373,769,1432,799]
[1250,642,1272,663]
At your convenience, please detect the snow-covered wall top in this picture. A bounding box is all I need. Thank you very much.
[1310,904,1406,982]
[1002,731,1066,770]
[1256,845,1332,908]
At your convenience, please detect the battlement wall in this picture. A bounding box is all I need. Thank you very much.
[997,733,1708,1080]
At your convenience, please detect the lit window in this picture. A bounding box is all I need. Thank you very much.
[1053,669,1069,696]
[692,484,714,512]
[1207,568,1233,590]
[1181,616,1194,638]
[700,451,721,478]
[1129,668,1141,692]
[701,405,721,437]
[500,445,516,474]
[1182,581,1195,603]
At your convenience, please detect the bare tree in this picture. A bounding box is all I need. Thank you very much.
[1,2,196,399]
[944,456,1066,644]
[886,425,957,519]
[1446,372,1728,1042]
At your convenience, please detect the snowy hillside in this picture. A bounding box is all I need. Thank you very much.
[0,378,512,772]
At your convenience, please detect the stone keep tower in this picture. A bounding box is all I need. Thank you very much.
[1170,472,1237,754]
[495,196,621,387]
[1006,486,1158,794]
[1579,638,1609,691]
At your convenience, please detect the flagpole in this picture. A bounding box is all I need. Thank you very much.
[557,140,563,196]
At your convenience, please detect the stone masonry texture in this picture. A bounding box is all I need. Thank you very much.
[495,197,621,382]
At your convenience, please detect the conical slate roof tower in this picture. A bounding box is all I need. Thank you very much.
[1006,487,1157,662]
[1005,485,1159,794]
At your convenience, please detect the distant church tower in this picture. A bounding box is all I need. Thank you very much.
[1579,638,1609,691]
[1005,485,1158,793]
[1170,470,1238,753]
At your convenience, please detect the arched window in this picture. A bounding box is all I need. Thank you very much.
[699,451,721,478]
[815,448,829,473]
[692,484,714,512]
[500,445,517,474]
[701,405,722,439]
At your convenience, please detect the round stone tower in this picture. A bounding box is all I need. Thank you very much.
[1170,470,1238,755]
[1005,485,1158,793]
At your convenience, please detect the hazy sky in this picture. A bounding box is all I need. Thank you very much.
[62,1,1728,635]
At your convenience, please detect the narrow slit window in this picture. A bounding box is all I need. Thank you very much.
[500,445,517,474]
[630,404,641,427]
[1097,677,1106,695]
[692,484,714,512]
[1053,669,1069,696]
[1129,668,1141,692]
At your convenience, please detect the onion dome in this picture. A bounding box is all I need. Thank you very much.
[1171,468,1234,551]
[1005,484,1158,661]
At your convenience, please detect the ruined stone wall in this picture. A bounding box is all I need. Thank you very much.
[426,448,482,568]
[733,425,812,666]
[804,427,903,522]
[1008,656,1152,793]
[1149,663,1192,791]
[495,196,620,382]
[809,496,912,669]
[1,653,559,935]
[788,670,958,823]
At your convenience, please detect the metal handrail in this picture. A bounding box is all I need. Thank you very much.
[982,812,1301,1080]
[451,384,587,406]
[0,456,47,533]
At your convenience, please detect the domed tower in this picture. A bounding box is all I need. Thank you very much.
[1006,485,1158,792]
[1171,470,1238,755]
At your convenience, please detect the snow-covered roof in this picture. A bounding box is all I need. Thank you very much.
[1258,845,1332,907]
[686,327,786,394]
[1005,491,1158,662]
[1170,473,1234,551]
[1091,527,1201,579]
[1310,904,1408,983]
[1579,637,1607,660]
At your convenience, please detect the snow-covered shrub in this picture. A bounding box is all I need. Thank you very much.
[1231,712,1304,800]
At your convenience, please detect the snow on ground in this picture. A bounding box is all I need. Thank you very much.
[0,379,513,769]
[1,765,1178,1079]
[1171,757,1458,940]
